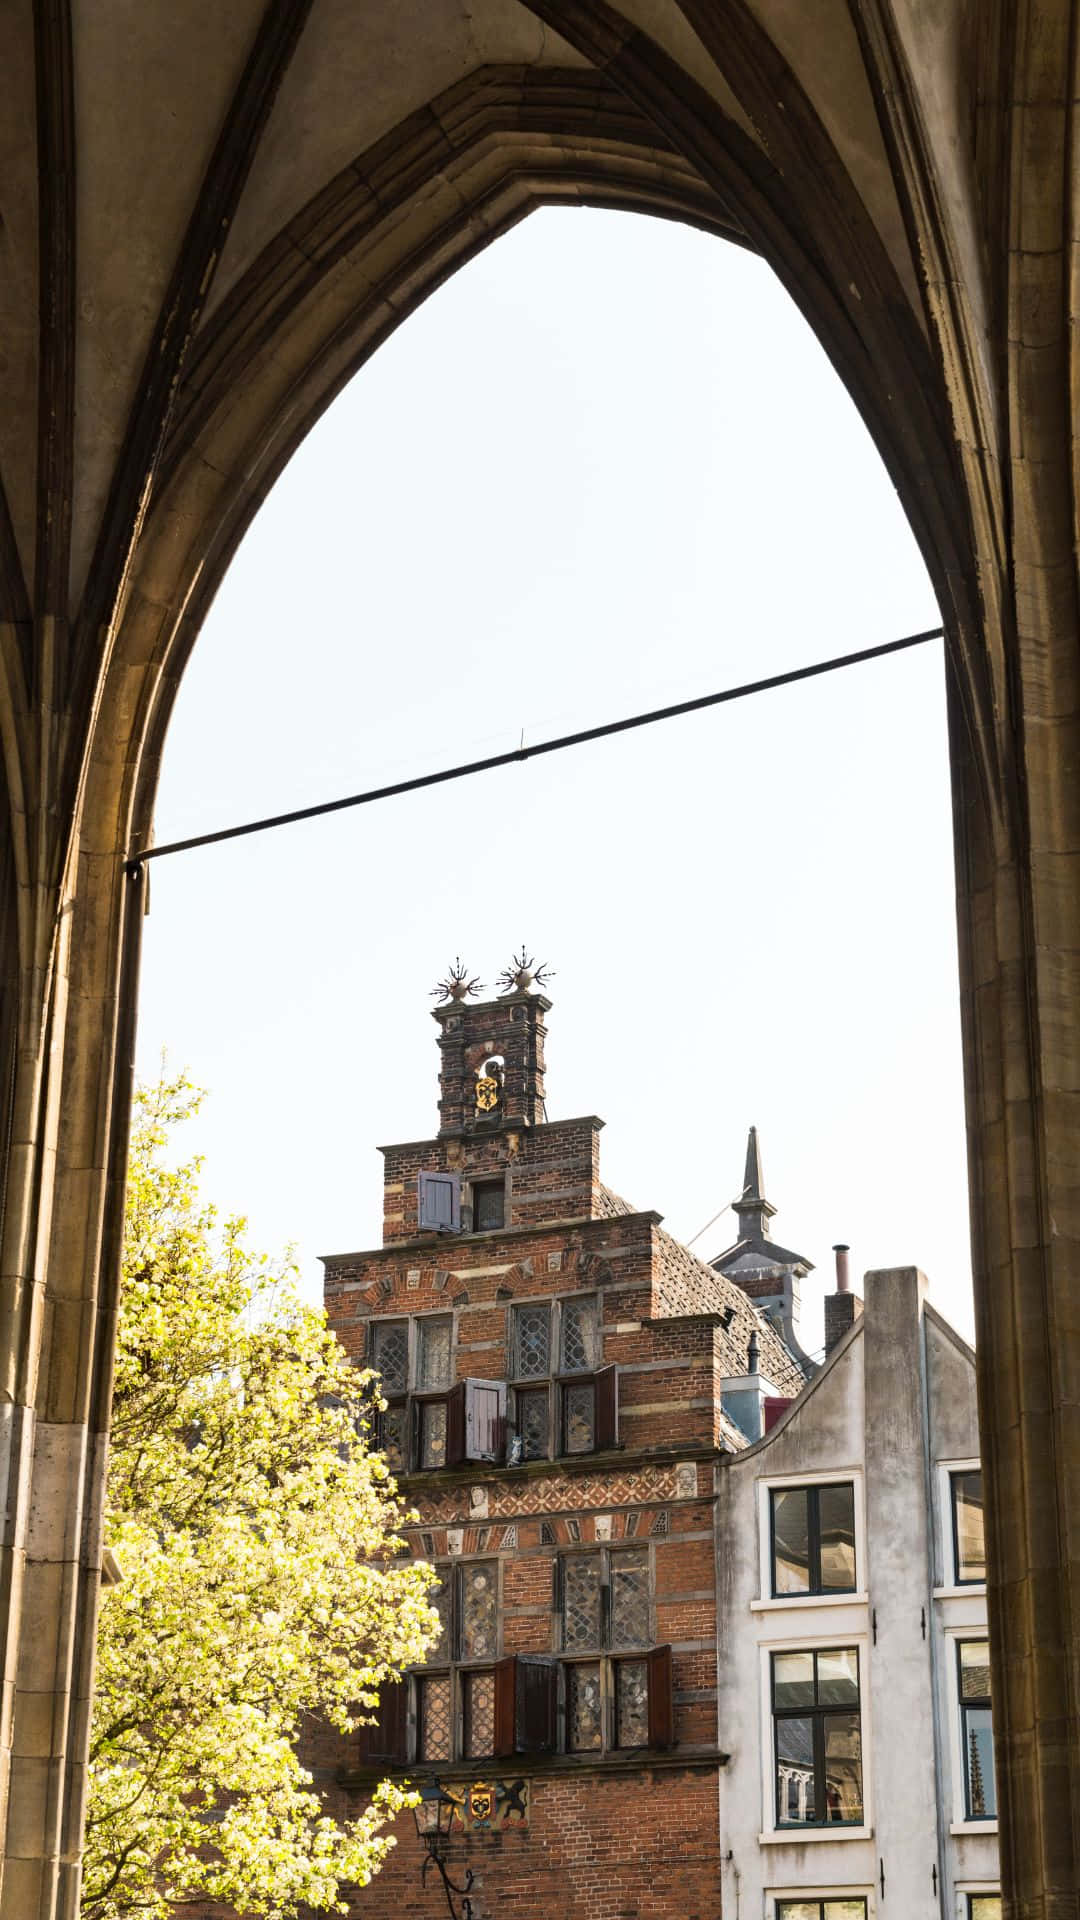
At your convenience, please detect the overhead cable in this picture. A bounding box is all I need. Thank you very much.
[126,624,944,873]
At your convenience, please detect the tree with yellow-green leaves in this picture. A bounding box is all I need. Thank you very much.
[83,1074,436,1920]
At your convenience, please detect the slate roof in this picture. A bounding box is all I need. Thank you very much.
[653,1228,808,1398]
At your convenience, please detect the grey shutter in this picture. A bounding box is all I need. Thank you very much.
[418,1170,460,1233]
[465,1380,506,1462]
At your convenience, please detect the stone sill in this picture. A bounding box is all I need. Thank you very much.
[950,1820,998,1836]
[933,1583,987,1600]
[340,1745,729,1788]
[749,1592,868,1614]
[758,1826,873,1845]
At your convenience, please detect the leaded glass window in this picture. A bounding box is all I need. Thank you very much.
[422,1569,452,1663]
[378,1402,407,1472]
[772,1647,862,1828]
[417,1315,452,1391]
[418,1674,452,1762]
[464,1670,495,1758]
[567,1662,603,1751]
[372,1320,408,1395]
[513,1304,551,1380]
[562,1557,602,1650]
[959,1639,996,1819]
[564,1381,595,1454]
[459,1562,498,1659]
[560,1297,595,1373]
[615,1659,649,1747]
[419,1399,448,1470]
[517,1388,549,1461]
[610,1550,650,1648]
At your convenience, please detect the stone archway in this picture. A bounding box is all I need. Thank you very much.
[1,7,1078,1915]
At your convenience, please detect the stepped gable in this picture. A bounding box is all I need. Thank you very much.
[653,1227,808,1398]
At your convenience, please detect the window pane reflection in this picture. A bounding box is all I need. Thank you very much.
[823,1711,863,1821]
[818,1483,857,1590]
[953,1469,986,1583]
[772,1488,810,1593]
[776,1715,815,1823]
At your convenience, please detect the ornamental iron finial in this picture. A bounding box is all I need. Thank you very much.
[431,958,485,1003]
[496,947,554,995]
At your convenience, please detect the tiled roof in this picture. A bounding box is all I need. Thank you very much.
[594,1185,635,1218]
[653,1228,808,1398]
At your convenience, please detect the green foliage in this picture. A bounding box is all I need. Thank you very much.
[84,1074,436,1920]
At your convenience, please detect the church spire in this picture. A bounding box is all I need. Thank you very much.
[732,1125,776,1243]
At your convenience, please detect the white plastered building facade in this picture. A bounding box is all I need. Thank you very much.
[714,1266,999,1920]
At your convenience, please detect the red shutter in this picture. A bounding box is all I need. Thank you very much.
[418,1171,460,1233]
[493,1655,517,1758]
[516,1656,558,1753]
[764,1396,792,1433]
[594,1364,619,1451]
[465,1380,506,1462]
[356,1678,409,1766]
[445,1382,466,1466]
[647,1645,674,1750]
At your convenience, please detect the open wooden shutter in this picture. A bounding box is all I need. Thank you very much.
[647,1645,674,1750]
[445,1381,466,1466]
[465,1380,506,1462]
[594,1364,619,1450]
[517,1656,558,1754]
[492,1656,558,1756]
[418,1170,460,1234]
[356,1679,409,1766]
[493,1655,517,1758]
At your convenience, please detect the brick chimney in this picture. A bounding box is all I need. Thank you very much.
[433,990,549,1134]
[824,1242,864,1355]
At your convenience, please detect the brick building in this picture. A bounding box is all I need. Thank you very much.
[296,977,1001,1920]
[315,980,810,1920]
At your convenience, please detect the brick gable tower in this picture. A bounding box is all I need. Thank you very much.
[312,977,809,1920]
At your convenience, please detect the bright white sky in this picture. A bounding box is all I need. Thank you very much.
[137,207,971,1356]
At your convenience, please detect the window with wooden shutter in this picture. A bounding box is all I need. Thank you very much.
[418,1170,460,1234]
[517,1655,558,1753]
[356,1678,409,1767]
[594,1364,618,1450]
[646,1644,674,1749]
[444,1380,466,1467]
[464,1379,506,1462]
[490,1655,558,1757]
[493,1655,516,1758]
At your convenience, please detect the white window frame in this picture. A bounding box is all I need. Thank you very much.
[757,1631,873,1844]
[943,1623,998,1835]
[954,1885,1002,1920]
[766,1891,875,1920]
[934,1458,987,1598]
[753,1469,868,1612]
